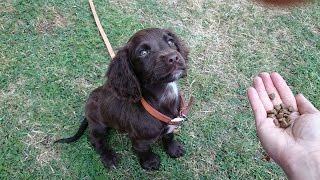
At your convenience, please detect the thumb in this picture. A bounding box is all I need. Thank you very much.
[296,94,319,114]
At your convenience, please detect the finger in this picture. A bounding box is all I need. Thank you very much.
[253,76,274,111]
[270,72,297,110]
[259,72,282,106]
[247,87,267,127]
[296,94,319,114]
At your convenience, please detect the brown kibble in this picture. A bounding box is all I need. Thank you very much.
[266,103,294,129]
[280,120,288,128]
[279,109,290,115]
[267,113,276,118]
[288,106,295,112]
[287,116,291,122]
[267,109,277,115]
[274,105,281,111]
[272,109,278,115]
[283,109,290,115]
[267,110,273,114]
[273,119,280,127]
[268,93,275,100]
[276,113,284,119]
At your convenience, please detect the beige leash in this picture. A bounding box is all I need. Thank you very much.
[88,0,116,59]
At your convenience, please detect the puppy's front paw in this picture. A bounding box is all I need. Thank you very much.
[166,141,185,158]
[140,153,160,170]
[101,150,118,169]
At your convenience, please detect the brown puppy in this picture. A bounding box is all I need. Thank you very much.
[55,28,189,170]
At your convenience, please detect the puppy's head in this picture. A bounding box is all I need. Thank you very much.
[107,28,189,102]
[128,28,189,84]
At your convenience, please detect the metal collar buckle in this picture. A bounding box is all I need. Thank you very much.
[170,117,187,127]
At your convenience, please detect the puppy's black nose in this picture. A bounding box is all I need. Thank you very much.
[167,53,179,64]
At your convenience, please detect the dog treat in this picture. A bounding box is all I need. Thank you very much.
[276,113,283,119]
[267,113,275,118]
[267,101,296,129]
[268,93,275,100]
[267,109,277,115]
[274,105,281,111]
[273,119,280,127]
[288,106,295,112]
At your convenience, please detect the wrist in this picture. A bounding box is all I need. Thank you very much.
[282,152,320,180]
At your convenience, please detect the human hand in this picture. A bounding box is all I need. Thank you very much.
[247,72,320,179]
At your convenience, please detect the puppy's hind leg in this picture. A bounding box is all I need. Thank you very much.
[89,121,118,169]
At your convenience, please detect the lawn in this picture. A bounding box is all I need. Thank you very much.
[1,0,319,179]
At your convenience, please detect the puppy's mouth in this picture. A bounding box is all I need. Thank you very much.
[171,67,187,80]
[159,65,186,83]
[145,53,187,84]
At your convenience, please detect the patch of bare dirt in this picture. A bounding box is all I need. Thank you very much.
[0,3,15,13]
[36,7,69,33]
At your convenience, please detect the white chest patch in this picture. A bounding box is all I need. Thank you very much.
[160,82,179,103]
[167,125,176,134]
[161,82,179,134]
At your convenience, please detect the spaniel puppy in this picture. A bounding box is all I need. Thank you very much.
[56,28,189,170]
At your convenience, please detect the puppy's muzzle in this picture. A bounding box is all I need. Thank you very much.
[158,50,186,68]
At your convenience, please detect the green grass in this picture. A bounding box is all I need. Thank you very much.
[1,0,320,179]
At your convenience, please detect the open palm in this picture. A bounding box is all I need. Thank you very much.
[247,72,320,174]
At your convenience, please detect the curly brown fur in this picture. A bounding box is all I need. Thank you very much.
[55,28,189,170]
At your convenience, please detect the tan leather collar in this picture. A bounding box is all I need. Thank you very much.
[140,94,195,125]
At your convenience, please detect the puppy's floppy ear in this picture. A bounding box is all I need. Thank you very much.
[167,30,189,62]
[106,48,141,103]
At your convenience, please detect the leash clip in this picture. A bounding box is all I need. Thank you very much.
[171,117,185,123]
[168,117,187,133]
[181,114,188,121]
[170,117,186,127]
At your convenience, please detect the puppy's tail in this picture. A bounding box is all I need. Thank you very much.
[55,118,88,143]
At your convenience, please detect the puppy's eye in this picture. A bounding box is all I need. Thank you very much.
[168,39,175,47]
[139,50,149,57]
